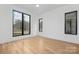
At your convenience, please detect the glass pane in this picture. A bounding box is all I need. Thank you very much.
[39,19,43,32]
[23,14,30,34]
[13,11,22,36]
[65,11,77,35]
[40,20,43,32]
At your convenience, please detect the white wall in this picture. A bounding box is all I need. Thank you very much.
[38,5,79,44]
[0,5,38,44]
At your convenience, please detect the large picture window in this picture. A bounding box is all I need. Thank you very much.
[13,10,31,37]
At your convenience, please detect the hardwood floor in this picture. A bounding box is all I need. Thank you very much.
[0,36,79,54]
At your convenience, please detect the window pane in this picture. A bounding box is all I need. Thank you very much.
[39,18,43,32]
[40,20,43,32]
[13,11,22,36]
[23,14,30,34]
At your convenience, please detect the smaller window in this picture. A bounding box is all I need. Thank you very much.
[39,18,43,32]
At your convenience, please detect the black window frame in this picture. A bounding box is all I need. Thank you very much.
[65,11,77,35]
[12,10,31,37]
[39,18,43,32]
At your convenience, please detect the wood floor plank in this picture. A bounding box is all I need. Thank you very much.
[0,36,79,54]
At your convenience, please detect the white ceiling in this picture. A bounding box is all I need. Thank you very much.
[14,4,66,15]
